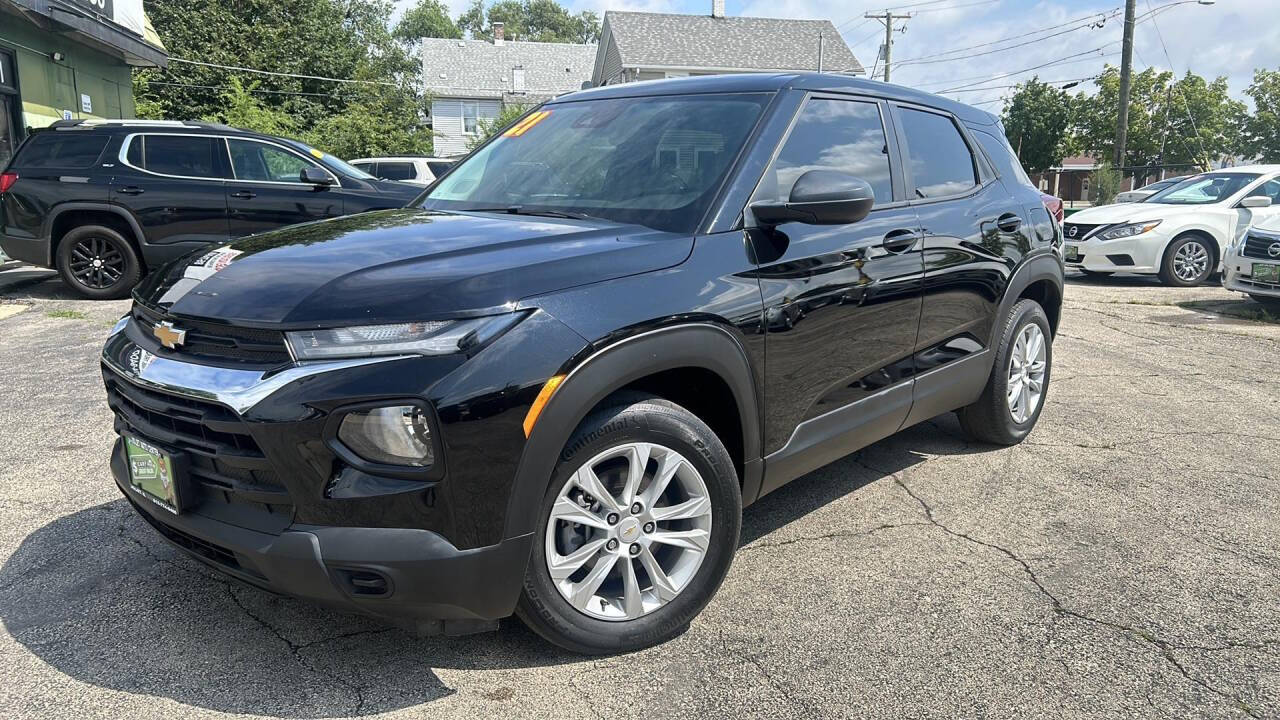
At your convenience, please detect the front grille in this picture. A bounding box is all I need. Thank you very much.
[133,303,291,365]
[103,368,291,506]
[1063,222,1100,241]
[1242,233,1280,260]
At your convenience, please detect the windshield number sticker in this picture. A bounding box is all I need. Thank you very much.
[504,110,551,138]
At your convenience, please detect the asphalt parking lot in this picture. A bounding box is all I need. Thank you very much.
[0,265,1277,719]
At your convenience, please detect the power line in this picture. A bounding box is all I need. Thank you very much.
[145,80,346,98]
[937,44,1121,92]
[1144,0,1210,167]
[892,10,1120,68]
[944,75,1100,94]
[913,54,1117,88]
[909,0,1000,14]
[167,57,399,87]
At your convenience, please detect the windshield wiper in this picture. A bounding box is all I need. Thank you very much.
[466,205,595,220]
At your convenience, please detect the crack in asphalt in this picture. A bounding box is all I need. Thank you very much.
[851,456,1265,719]
[224,583,372,715]
[739,522,928,554]
[1068,302,1279,345]
[716,627,821,716]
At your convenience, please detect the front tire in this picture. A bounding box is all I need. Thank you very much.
[516,394,741,655]
[55,225,142,299]
[957,299,1053,445]
[1158,235,1214,287]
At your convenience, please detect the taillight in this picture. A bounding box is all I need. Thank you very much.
[0,172,16,194]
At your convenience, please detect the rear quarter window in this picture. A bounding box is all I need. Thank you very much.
[972,128,1037,190]
[16,132,110,169]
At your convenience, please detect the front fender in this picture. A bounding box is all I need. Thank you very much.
[502,323,764,539]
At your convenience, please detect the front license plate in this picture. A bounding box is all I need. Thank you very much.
[1064,244,1080,261]
[1253,262,1280,284]
[125,436,182,514]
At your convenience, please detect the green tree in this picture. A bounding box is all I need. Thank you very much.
[1243,68,1280,162]
[466,103,532,150]
[1072,65,1243,179]
[393,0,461,46]
[1001,77,1072,174]
[459,0,599,43]
[136,0,431,159]
[200,77,297,137]
[1089,162,1123,205]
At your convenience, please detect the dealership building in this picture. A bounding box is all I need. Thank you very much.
[0,0,167,166]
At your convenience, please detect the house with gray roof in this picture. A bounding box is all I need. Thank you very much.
[421,24,595,156]
[593,2,863,87]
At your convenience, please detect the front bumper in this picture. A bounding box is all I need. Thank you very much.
[1223,254,1280,298]
[1063,231,1169,274]
[113,438,533,631]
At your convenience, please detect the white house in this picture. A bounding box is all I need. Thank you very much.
[421,24,596,157]
[592,2,863,86]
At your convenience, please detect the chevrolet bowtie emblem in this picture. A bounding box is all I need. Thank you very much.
[153,320,187,349]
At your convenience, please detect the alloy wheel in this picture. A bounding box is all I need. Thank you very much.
[544,442,713,622]
[1173,240,1210,282]
[68,235,126,290]
[1007,323,1047,424]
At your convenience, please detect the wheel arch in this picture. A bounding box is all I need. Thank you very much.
[503,323,764,540]
[1162,228,1222,271]
[44,204,146,269]
[994,252,1064,346]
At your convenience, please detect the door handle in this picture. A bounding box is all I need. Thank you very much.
[879,229,919,254]
[117,186,144,195]
[996,212,1023,233]
[230,190,257,199]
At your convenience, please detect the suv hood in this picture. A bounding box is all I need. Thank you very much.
[1066,202,1219,225]
[135,209,691,326]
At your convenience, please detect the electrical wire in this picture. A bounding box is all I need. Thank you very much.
[144,80,347,98]
[937,46,1121,92]
[909,0,1001,14]
[1143,0,1211,166]
[167,57,399,87]
[944,75,1100,93]
[892,10,1119,68]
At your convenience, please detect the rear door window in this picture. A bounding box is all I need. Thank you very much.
[378,162,416,181]
[426,161,453,177]
[897,107,979,199]
[140,135,220,178]
[17,132,109,168]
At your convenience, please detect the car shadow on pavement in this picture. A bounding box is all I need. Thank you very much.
[0,416,991,718]
[741,413,989,546]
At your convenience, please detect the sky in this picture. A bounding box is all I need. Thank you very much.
[405,0,1279,111]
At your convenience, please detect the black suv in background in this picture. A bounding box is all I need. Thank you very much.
[102,74,1063,654]
[0,120,422,298]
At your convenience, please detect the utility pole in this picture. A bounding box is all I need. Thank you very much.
[1113,0,1137,169]
[865,11,911,83]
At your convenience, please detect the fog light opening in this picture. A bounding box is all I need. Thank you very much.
[337,405,435,468]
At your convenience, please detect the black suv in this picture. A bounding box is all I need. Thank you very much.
[0,120,422,298]
[101,74,1063,654]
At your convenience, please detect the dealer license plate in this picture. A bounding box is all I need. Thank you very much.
[1253,262,1280,284]
[125,436,182,514]
[1064,245,1080,261]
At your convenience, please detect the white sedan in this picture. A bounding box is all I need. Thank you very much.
[1062,165,1280,286]
[1223,215,1280,309]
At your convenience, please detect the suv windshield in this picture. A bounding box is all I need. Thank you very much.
[1145,173,1260,205]
[279,139,376,179]
[420,93,770,232]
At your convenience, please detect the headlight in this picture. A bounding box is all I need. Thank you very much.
[285,312,525,360]
[338,405,434,467]
[1097,220,1161,241]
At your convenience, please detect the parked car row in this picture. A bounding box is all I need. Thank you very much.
[349,156,457,186]
[1061,165,1280,305]
[0,119,424,298]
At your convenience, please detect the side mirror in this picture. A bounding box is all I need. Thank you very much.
[1241,196,1272,208]
[301,167,334,186]
[750,170,876,226]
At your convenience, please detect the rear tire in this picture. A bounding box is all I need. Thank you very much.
[516,394,741,655]
[55,225,141,300]
[957,299,1053,445]
[1158,235,1214,287]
